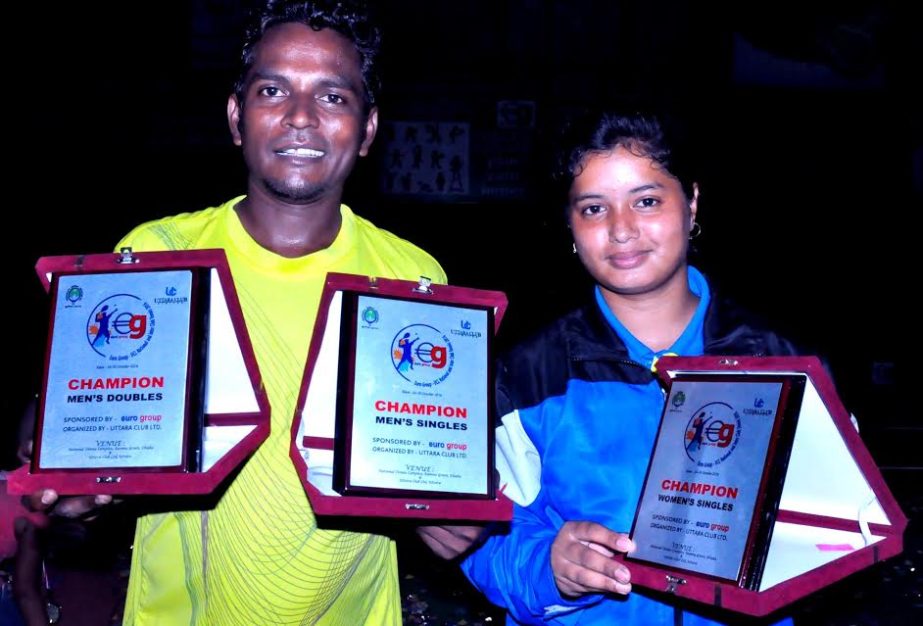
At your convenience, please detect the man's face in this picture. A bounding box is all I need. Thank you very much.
[228,23,377,204]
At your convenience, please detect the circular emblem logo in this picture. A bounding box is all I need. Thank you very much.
[86,294,155,358]
[65,285,83,304]
[684,402,741,467]
[390,324,454,386]
[362,306,379,325]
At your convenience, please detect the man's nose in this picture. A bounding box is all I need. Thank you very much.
[284,95,319,129]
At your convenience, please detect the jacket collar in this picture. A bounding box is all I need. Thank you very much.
[564,299,632,363]
[563,281,775,363]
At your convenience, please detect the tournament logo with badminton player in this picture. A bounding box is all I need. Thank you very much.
[86,294,155,359]
[684,402,741,468]
[391,324,454,387]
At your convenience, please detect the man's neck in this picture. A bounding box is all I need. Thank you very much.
[234,187,344,258]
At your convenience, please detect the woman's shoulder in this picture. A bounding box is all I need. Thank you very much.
[500,304,603,366]
[493,307,587,411]
[494,303,622,404]
[703,290,802,357]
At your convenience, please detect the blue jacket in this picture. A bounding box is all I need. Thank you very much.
[462,271,798,625]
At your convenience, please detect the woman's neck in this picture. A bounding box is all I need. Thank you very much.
[600,272,700,353]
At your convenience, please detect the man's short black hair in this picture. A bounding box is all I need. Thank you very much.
[234,0,381,111]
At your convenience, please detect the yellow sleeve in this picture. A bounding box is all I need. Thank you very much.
[114,224,170,253]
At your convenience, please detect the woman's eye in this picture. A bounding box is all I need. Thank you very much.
[636,197,660,209]
[581,204,605,216]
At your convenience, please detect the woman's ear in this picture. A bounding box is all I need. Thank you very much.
[689,182,700,227]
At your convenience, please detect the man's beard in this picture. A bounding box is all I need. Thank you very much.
[262,176,329,205]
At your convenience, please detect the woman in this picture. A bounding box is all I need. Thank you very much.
[461,110,797,625]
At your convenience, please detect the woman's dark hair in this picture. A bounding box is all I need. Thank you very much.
[551,109,698,209]
[233,0,381,111]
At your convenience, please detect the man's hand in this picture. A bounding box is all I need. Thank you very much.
[12,517,50,626]
[551,520,634,598]
[25,489,113,520]
[17,399,115,520]
[416,525,486,559]
[16,439,33,466]
[19,434,114,519]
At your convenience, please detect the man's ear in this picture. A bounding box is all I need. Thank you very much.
[358,106,378,157]
[228,94,243,146]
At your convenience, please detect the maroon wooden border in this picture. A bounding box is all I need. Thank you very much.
[8,250,270,496]
[627,373,803,590]
[615,355,908,615]
[289,272,512,520]
[618,528,901,616]
[35,266,204,474]
[336,293,496,499]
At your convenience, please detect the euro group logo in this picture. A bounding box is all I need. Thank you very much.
[86,294,155,360]
[391,323,455,387]
[684,402,741,468]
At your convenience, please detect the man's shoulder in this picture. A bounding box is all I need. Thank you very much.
[347,208,446,282]
[116,198,240,252]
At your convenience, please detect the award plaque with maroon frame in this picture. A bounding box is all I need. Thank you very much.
[618,355,906,616]
[8,248,270,496]
[290,272,513,520]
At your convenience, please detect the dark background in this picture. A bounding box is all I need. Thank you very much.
[2,0,919,620]
[6,0,918,483]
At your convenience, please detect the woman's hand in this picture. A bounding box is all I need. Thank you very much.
[551,520,634,598]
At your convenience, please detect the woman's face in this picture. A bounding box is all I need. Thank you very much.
[569,146,697,299]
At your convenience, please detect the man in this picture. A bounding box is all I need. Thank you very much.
[33,1,478,623]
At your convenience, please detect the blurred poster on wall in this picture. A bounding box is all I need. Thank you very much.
[379,121,470,198]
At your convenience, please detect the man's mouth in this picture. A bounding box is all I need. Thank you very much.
[276,147,325,158]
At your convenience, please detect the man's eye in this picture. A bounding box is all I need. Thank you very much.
[321,94,346,104]
[258,86,284,97]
